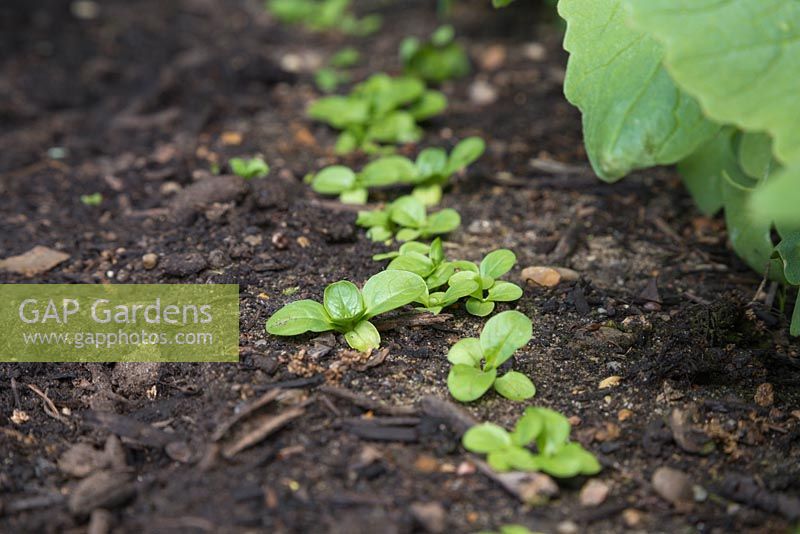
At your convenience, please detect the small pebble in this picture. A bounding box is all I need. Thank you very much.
[652,467,693,505]
[142,253,158,270]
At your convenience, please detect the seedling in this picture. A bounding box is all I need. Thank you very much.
[309,156,417,204]
[356,195,460,242]
[443,249,522,316]
[314,47,361,93]
[309,138,483,205]
[478,526,540,534]
[308,73,447,154]
[373,238,459,313]
[447,310,535,402]
[407,136,485,205]
[462,408,601,478]
[400,25,470,84]
[266,270,428,352]
[80,193,103,206]
[229,157,270,179]
[266,0,381,36]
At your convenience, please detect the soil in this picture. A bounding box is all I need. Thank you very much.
[1,1,799,533]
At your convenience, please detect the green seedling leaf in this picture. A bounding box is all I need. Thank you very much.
[330,46,360,68]
[344,320,380,352]
[315,67,345,93]
[323,280,364,323]
[677,128,735,216]
[466,298,495,317]
[503,446,540,471]
[362,270,427,317]
[396,228,421,242]
[488,281,523,302]
[448,364,497,402]
[409,90,448,121]
[308,96,369,129]
[230,157,270,179]
[487,451,511,471]
[559,0,718,180]
[335,131,360,154]
[444,271,481,301]
[367,226,393,242]
[388,251,434,277]
[412,184,443,206]
[80,193,103,206]
[366,111,421,144]
[534,443,602,478]
[462,423,511,453]
[431,25,454,46]
[480,249,516,279]
[356,209,389,228]
[749,165,800,229]
[423,208,460,236]
[266,300,333,336]
[339,188,368,204]
[446,136,486,175]
[416,147,448,177]
[511,410,543,447]
[425,262,455,290]
[312,166,357,194]
[447,337,483,366]
[399,36,421,63]
[429,238,444,264]
[390,196,427,228]
[360,156,417,186]
[480,310,532,368]
[525,407,571,457]
[494,371,536,401]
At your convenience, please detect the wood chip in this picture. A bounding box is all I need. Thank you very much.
[0,246,69,276]
[68,470,135,516]
[599,376,622,389]
[221,406,305,458]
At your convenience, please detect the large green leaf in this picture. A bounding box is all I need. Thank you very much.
[559,0,717,181]
[361,270,428,318]
[750,165,800,229]
[677,129,736,216]
[447,337,483,366]
[626,0,800,166]
[266,300,333,336]
[494,371,536,401]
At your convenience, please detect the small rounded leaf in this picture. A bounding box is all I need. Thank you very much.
[323,281,365,323]
[409,90,447,121]
[443,271,481,301]
[494,371,536,401]
[466,298,495,317]
[447,337,483,366]
[415,147,448,178]
[447,136,486,174]
[266,300,333,336]
[480,310,532,368]
[360,156,418,187]
[423,208,460,236]
[396,228,422,242]
[480,249,516,279]
[312,166,357,194]
[344,320,381,353]
[462,422,511,453]
[390,196,427,228]
[447,364,497,402]
[488,281,524,302]
[339,188,368,205]
[362,270,428,318]
[388,252,435,277]
[510,409,544,447]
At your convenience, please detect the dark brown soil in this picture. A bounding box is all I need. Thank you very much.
[1,1,799,533]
